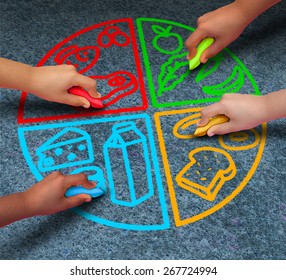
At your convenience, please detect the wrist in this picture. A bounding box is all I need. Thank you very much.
[258,95,272,123]
[0,58,34,92]
[232,1,257,26]
[263,90,286,121]
[21,189,38,217]
[28,66,42,95]
[234,0,281,26]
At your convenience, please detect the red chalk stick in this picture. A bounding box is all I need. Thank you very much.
[68,86,104,109]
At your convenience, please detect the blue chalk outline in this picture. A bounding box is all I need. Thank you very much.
[18,113,170,231]
[71,166,106,191]
[104,121,154,207]
[36,127,94,172]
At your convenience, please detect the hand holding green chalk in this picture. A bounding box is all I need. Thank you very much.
[189,38,215,70]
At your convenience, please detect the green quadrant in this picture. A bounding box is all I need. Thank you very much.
[136,18,260,108]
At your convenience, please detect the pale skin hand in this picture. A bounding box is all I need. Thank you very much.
[0,172,95,228]
[185,0,283,135]
[185,0,281,63]
[0,58,100,108]
[197,90,286,136]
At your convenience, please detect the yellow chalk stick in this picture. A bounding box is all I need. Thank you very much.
[194,114,229,137]
[189,37,214,70]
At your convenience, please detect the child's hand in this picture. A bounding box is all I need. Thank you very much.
[197,94,268,136]
[30,64,100,108]
[185,2,248,63]
[23,171,95,216]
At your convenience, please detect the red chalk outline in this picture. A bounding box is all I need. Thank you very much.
[18,18,148,124]
[97,26,131,48]
[94,71,138,106]
[54,45,101,73]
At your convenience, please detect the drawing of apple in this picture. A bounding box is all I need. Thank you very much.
[152,25,183,55]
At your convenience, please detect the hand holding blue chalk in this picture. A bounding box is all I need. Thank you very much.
[189,37,215,70]
[65,186,105,198]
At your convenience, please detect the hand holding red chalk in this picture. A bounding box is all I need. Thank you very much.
[68,86,104,109]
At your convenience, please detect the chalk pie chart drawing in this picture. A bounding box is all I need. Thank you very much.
[17,18,266,230]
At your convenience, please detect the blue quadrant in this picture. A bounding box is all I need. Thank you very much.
[18,114,170,231]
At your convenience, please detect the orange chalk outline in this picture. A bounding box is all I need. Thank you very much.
[154,108,267,227]
[218,129,260,151]
[172,113,201,139]
[176,147,236,202]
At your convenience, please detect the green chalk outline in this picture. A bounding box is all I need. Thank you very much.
[202,65,245,96]
[152,25,184,55]
[189,37,214,70]
[136,18,260,108]
[157,52,189,96]
[195,52,224,83]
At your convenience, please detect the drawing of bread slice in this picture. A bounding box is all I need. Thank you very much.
[176,147,236,201]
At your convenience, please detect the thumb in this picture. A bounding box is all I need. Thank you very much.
[196,116,210,127]
[200,40,226,63]
[207,122,234,136]
[65,92,91,108]
[185,29,208,60]
[65,194,92,209]
[197,103,223,126]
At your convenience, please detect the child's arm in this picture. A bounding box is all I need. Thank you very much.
[185,0,281,63]
[197,90,286,136]
[0,172,95,228]
[0,58,100,108]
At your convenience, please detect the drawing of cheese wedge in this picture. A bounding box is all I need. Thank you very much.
[36,128,94,172]
[176,147,236,201]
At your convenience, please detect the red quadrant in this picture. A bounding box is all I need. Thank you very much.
[18,18,148,124]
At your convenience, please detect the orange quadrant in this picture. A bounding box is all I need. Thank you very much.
[154,108,267,227]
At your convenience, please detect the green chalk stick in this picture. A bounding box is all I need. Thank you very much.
[189,37,215,70]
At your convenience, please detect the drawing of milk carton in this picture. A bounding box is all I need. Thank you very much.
[103,122,154,207]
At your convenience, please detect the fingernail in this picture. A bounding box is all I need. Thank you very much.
[208,132,215,137]
[82,102,90,108]
[85,196,92,203]
[202,58,208,64]
[96,91,101,98]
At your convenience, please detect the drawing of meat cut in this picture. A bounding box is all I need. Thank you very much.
[17,18,147,124]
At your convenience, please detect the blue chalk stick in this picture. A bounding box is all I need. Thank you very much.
[65,186,105,198]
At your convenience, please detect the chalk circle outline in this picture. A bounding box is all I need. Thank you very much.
[153,108,267,227]
[172,113,201,139]
[218,129,261,151]
[17,18,267,230]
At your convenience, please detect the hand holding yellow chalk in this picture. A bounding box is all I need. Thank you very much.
[189,37,214,70]
[194,114,229,137]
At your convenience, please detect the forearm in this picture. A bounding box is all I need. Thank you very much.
[0,58,36,93]
[234,0,281,25]
[0,192,32,228]
[263,89,286,122]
